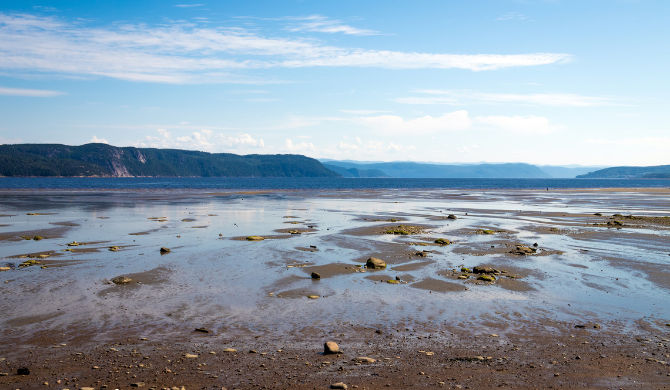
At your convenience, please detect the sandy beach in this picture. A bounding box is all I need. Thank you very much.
[1,189,669,389]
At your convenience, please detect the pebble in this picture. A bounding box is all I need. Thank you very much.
[331,383,348,389]
[160,247,171,253]
[184,354,198,358]
[223,348,237,353]
[353,357,376,363]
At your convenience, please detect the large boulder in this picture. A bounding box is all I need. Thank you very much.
[324,341,341,354]
[366,257,387,269]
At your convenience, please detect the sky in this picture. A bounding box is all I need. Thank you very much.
[0,0,668,166]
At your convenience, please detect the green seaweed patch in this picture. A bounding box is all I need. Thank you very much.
[594,213,603,216]
[435,238,451,245]
[19,259,41,267]
[461,267,471,273]
[477,275,496,282]
[33,236,43,241]
[478,229,495,235]
[383,225,426,235]
[246,236,266,241]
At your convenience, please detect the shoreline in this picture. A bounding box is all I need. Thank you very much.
[1,189,669,388]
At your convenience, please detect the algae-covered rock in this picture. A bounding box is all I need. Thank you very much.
[366,257,387,269]
[461,267,471,273]
[67,241,80,246]
[477,275,496,282]
[19,260,41,267]
[435,238,451,245]
[159,247,171,254]
[33,236,43,241]
[447,214,458,220]
[311,272,321,279]
[387,280,400,284]
[111,276,132,285]
[246,236,265,241]
[509,245,537,255]
[109,246,120,252]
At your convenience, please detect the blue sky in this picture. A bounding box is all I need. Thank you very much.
[0,0,668,165]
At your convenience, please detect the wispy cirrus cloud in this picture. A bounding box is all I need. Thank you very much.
[0,86,66,97]
[394,90,624,107]
[175,4,204,8]
[355,110,473,134]
[0,13,572,84]
[284,15,379,36]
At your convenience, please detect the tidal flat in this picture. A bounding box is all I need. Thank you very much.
[0,189,669,389]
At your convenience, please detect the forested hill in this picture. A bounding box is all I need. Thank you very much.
[576,165,670,178]
[0,143,341,177]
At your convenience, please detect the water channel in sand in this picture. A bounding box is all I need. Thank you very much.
[1,189,669,344]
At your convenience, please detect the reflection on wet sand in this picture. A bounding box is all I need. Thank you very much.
[1,189,669,388]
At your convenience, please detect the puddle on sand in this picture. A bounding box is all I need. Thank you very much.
[0,189,669,341]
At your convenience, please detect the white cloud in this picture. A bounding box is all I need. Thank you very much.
[0,13,571,84]
[475,115,557,134]
[0,86,66,97]
[395,90,624,107]
[284,15,379,36]
[285,138,316,153]
[136,128,264,151]
[90,135,109,144]
[584,137,670,148]
[355,110,472,134]
[339,109,393,115]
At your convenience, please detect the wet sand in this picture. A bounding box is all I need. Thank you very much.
[0,189,669,389]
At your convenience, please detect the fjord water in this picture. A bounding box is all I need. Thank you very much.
[0,177,669,190]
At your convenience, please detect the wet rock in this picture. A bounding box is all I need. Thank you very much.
[472,266,498,275]
[447,214,457,220]
[160,247,171,254]
[33,236,43,241]
[307,295,320,299]
[607,220,624,227]
[376,329,383,334]
[366,257,387,269]
[194,327,210,333]
[246,236,265,241]
[461,267,471,273]
[67,241,80,246]
[17,367,30,375]
[477,275,496,282]
[311,272,321,279]
[130,382,145,387]
[457,275,468,279]
[387,280,400,284]
[310,245,317,248]
[415,251,429,257]
[0,267,10,272]
[112,276,132,285]
[109,246,120,252]
[288,230,302,234]
[324,341,341,354]
[434,238,451,245]
[509,245,537,255]
[331,383,348,390]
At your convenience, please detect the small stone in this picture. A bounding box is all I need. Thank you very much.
[139,337,149,341]
[307,295,320,299]
[311,272,321,279]
[223,348,237,353]
[353,357,376,363]
[324,341,341,354]
[194,327,210,333]
[0,267,10,271]
[366,257,387,269]
[246,236,265,241]
[160,247,171,254]
[184,353,198,358]
[490,334,499,337]
[130,382,145,388]
[331,383,348,389]
[111,276,132,285]
[447,214,457,220]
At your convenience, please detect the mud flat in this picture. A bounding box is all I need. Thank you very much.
[0,189,669,389]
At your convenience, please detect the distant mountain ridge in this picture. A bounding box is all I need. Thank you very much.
[322,160,608,178]
[577,165,670,178]
[0,143,340,177]
[322,164,390,178]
